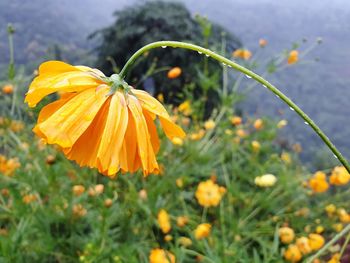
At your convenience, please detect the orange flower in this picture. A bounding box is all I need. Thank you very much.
[232,49,252,60]
[149,248,175,263]
[308,233,325,251]
[253,119,264,130]
[308,171,329,193]
[195,179,225,207]
[230,116,242,126]
[2,84,14,94]
[329,166,350,186]
[288,50,299,65]
[259,39,268,47]
[167,67,182,79]
[284,244,302,262]
[279,227,295,244]
[25,61,185,177]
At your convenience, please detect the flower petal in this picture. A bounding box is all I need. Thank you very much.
[35,86,110,148]
[133,89,185,140]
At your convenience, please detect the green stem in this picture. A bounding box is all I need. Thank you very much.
[120,41,350,173]
[306,223,350,263]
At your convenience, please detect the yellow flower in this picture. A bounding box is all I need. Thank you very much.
[176,216,189,227]
[259,39,268,47]
[325,204,336,215]
[327,253,340,263]
[149,248,175,263]
[236,129,247,138]
[104,198,113,208]
[316,226,324,234]
[167,67,182,79]
[308,234,325,251]
[254,174,277,187]
[178,237,192,247]
[284,244,302,262]
[2,84,14,94]
[178,100,192,116]
[171,137,183,146]
[138,189,148,200]
[296,237,312,255]
[309,171,329,193]
[194,223,211,240]
[251,141,261,153]
[158,209,171,234]
[164,235,173,242]
[253,119,264,130]
[190,129,205,141]
[232,49,252,60]
[195,179,225,207]
[22,194,37,204]
[10,120,24,132]
[176,178,184,188]
[337,208,350,223]
[25,61,185,177]
[281,152,292,164]
[333,223,343,232]
[288,50,299,65]
[279,227,295,244]
[72,185,85,196]
[230,116,242,126]
[277,119,288,129]
[204,119,215,130]
[329,166,350,186]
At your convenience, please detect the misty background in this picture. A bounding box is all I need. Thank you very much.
[1,0,349,167]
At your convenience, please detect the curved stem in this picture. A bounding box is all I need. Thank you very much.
[120,41,350,173]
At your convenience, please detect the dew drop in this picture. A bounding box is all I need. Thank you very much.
[245,74,252,79]
[275,94,280,98]
[263,84,267,88]
[289,107,295,111]
[228,65,232,68]
[161,46,167,48]
[198,51,202,54]
[205,54,210,57]
[334,154,338,159]
[304,121,309,125]
[222,62,227,66]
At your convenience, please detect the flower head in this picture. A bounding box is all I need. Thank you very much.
[195,179,225,207]
[288,50,299,65]
[232,49,252,60]
[308,233,324,251]
[284,244,302,262]
[2,84,14,94]
[309,171,329,193]
[25,61,185,177]
[157,209,171,234]
[259,39,268,47]
[149,248,175,263]
[255,174,277,188]
[279,227,295,244]
[167,67,182,79]
[329,166,350,186]
[194,223,211,239]
[204,119,216,130]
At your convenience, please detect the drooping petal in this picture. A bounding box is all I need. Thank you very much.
[25,61,105,107]
[143,110,160,154]
[133,89,185,140]
[97,92,129,176]
[34,85,110,148]
[128,95,159,176]
[63,97,112,169]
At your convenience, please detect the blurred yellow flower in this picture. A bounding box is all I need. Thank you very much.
[333,223,343,232]
[194,223,211,240]
[296,236,312,255]
[232,49,252,60]
[327,253,340,263]
[2,84,14,94]
[329,166,350,186]
[325,204,336,215]
[251,140,261,153]
[22,194,37,204]
[230,116,242,126]
[190,129,205,141]
[72,185,85,196]
[157,93,164,103]
[284,244,302,262]
[255,174,277,188]
[337,208,350,223]
[253,119,264,130]
[288,50,299,65]
[104,198,113,208]
[0,155,20,176]
[176,216,189,227]
[308,233,325,251]
[281,152,292,164]
[175,178,184,188]
[277,119,288,129]
[10,120,24,132]
[138,189,148,200]
[204,119,216,130]
[149,248,175,263]
[195,179,225,207]
[259,39,267,47]
[279,227,295,244]
[158,209,171,234]
[316,226,324,234]
[73,204,87,217]
[171,137,183,146]
[178,237,192,247]
[308,171,329,193]
[178,100,192,116]
[164,235,173,242]
[167,67,182,79]
[26,61,185,177]
[236,129,247,138]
